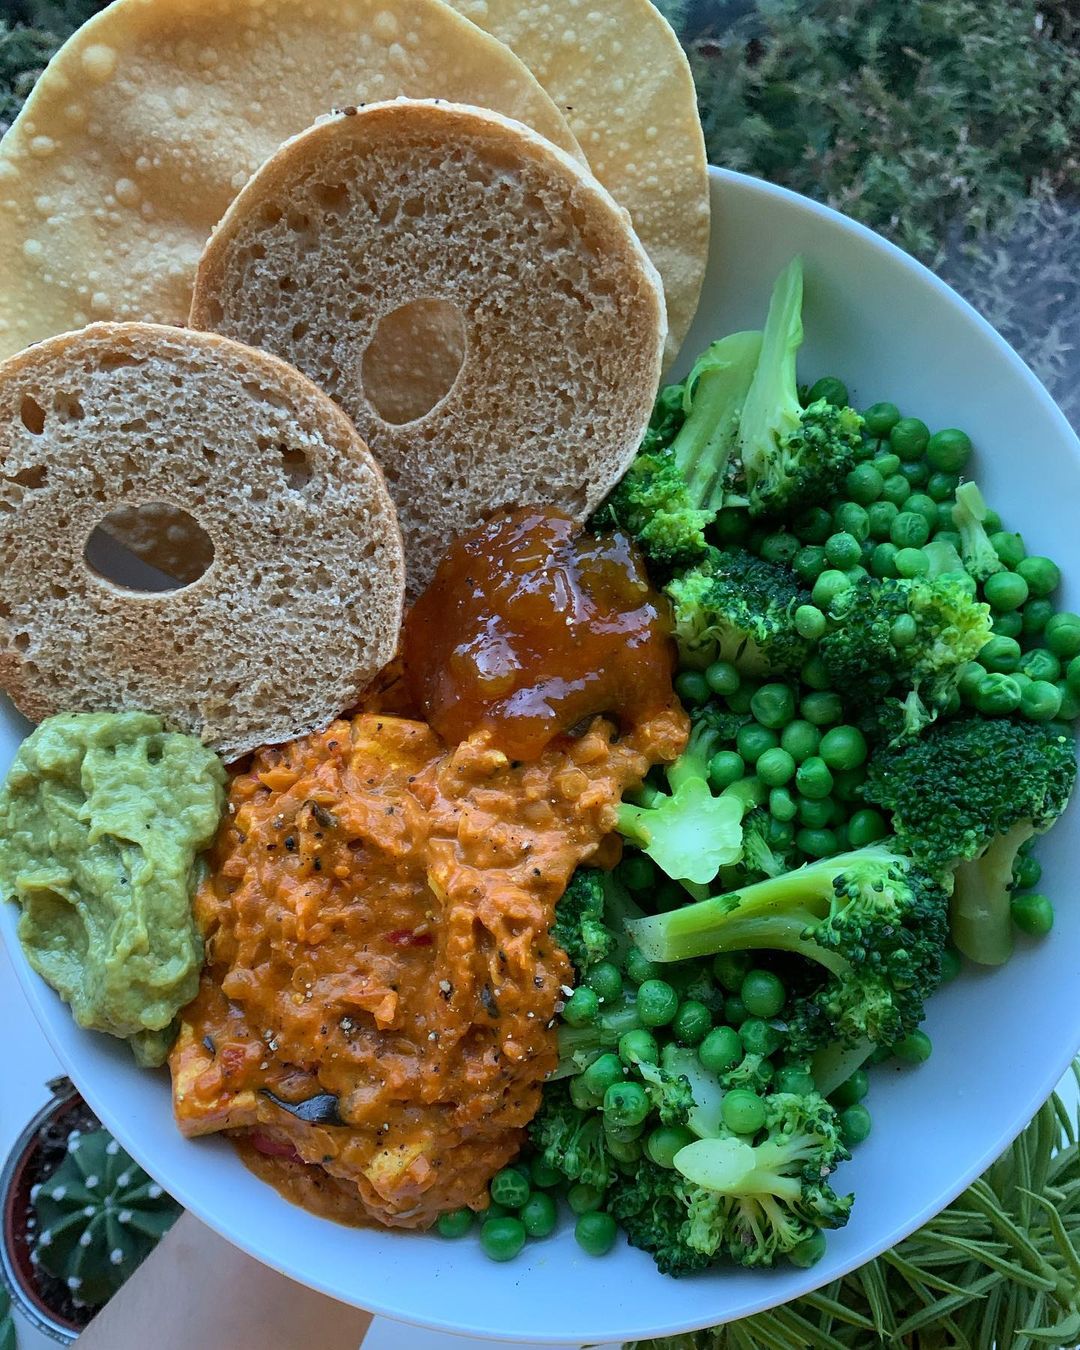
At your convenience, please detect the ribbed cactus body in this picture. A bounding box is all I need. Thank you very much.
[31,1127,179,1305]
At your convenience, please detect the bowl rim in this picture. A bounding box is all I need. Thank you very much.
[3,164,1080,1344]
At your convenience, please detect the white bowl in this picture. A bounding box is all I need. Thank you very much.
[3,166,1080,1345]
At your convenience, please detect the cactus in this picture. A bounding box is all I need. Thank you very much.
[30,1127,180,1306]
[0,1283,15,1350]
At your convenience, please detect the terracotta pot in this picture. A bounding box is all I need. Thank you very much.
[0,1077,95,1345]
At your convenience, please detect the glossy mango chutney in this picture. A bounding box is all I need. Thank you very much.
[403,508,675,757]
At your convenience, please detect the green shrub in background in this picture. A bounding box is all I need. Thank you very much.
[2,0,1079,429]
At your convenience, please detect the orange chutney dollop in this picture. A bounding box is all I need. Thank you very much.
[403,508,676,758]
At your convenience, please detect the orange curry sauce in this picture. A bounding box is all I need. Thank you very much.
[171,508,687,1228]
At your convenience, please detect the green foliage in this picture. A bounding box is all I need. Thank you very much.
[0,1282,15,1350]
[0,1,105,132]
[32,1126,180,1306]
[626,1063,1080,1349]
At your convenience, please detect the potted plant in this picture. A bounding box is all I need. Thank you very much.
[0,1077,181,1344]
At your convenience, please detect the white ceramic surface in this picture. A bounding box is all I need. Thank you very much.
[2,167,1080,1345]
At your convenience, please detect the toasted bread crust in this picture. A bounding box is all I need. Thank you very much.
[190,100,667,595]
[0,323,405,760]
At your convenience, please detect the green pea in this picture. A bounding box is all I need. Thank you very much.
[840,1104,873,1147]
[769,791,798,829]
[983,570,1029,612]
[736,723,778,764]
[903,492,937,527]
[872,450,902,477]
[1045,612,1080,659]
[812,568,853,610]
[844,463,884,505]
[992,611,1023,639]
[800,691,844,727]
[530,1156,563,1190]
[1011,892,1054,937]
[519,1192,557,1238]
[570,1076,601,1111]
[808,375,848,407]
[721,1089,767,1136]
[818,725,868,771]
[723,994,749,1026]
[789,1231,827,1269]
[562,986,600,1027]
[925,427,971,471]
[626,947,659,986]
[698,1024,742,1074]
[1067,655,1080,695]
[581,1055,626,1103]
[757,746,796,787]
[1023,597,1055,636]
[775,1065,816,1095]
[1013,853,1042,891]
[705,660,741,696]
[800,654,834,690]
[979,635,1022,673]
[794,506,834,544]
[794,603,827,641]
[740,970,786,1019]
[781,719,821,761]
[863,401,901,437]
[587,962,624,1002]
[1057,682,1080,720]
[974,673,1022,716]
[1019,648,1061,682]
[575,1211,617,1257]
[935,501,957,533]
[714,507,750,545]
[637,979,679,1028]
[619,852,656,892]
[796,756,833,800]
[750,682,797,730]
[672,999,713,1046]
[1020,679,1062,722]
[867,500,900,540]
[892,1030,932,1064]
[490,1167,531,1210]
[797,795,834,829]
[848,807,887,848]
[824,531,862,570]
[880,473,911,506]
[833,765,868,804]
[940,946,963,983]
[900,458,929,488]
[830,1070,869,1110]
[926,470,960,501]
[646,1125,696,1170]
[1016,556,1060,599]
[740,1017,784,1057]
[793,545,828,587]
[437,1207,474,1238]
[796,826,839,858]
[567,1183,606,1216]
[894,545,930,578]
[870,541,899,577]
[603,1080,650,1129]
[890,416,930,460]
[709,750,746,790]
[890,614,918,650]
[618,1029,659,1070]
[832,501,871,542]
[991,531,1026,568]
[480,1216,527,1262]
[606,1135,642,1164]
[957,661,988,703]
[759,531,800,566]
[890,511,930,548]
[712,951,752,990]
[674,669,710,706]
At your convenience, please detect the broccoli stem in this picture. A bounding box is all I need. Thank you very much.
[950,819,1034,966]
[811,1038,875,1098]
[552,1001,642,1079]
[670,331,763,513]
[737,256,805,482]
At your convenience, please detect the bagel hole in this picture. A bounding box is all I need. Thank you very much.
[362,298,467,426]
[84,502,214,593]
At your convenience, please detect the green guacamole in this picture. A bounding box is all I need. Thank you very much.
[0,712,226,1065]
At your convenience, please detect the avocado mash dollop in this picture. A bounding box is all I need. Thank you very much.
[0,712,225,1065]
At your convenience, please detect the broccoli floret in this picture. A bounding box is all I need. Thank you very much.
[736,257,864,517]
[820,573,992,723]
[637,1060,695,1127]
[951,481,1005,583]
[593,332,762,574]
[674,1092,852,1267]
[615,704,748,886]
[863,716,1077,964]
[528,1081,614,1190]
[719,1052,774,1095]
[661,1045,725,1138]
[551,868,622,976]
[666,545,812,675]
[740,808,790,879]
[606,1158,711,1277]
[627,843,950,1053]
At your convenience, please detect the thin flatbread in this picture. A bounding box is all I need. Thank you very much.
[0,0,583,359]
[446,0,709,364]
